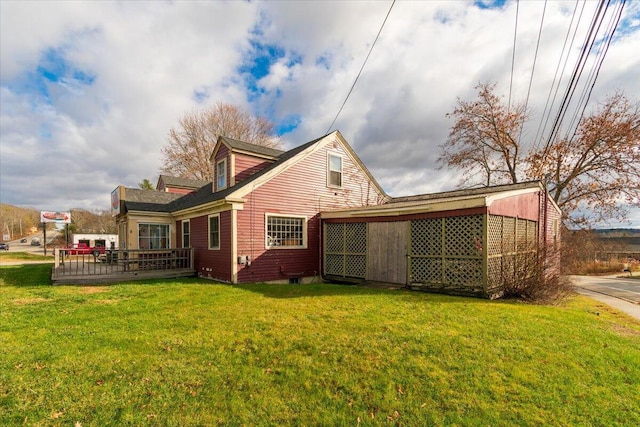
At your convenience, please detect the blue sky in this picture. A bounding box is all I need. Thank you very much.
[1,0,639,227]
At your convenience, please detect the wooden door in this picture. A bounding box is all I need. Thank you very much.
[367,221,408,284]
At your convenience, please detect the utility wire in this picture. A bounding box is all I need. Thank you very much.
[508,0,519,111]
[518,0,547,144]
[532,0,583,154]
[567,0,626,142]
[326,0,396,134]
[540,0,608,160]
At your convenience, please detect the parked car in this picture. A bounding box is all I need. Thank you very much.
[0,242,9,250]
[31,238,41,246]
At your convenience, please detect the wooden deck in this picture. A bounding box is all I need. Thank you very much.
[52,248,196,285]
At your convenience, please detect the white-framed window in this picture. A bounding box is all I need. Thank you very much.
[138,224,170,249]
[265,214,307,249]
[216,158,227,191]
[182,220,190,248]
[328,153,343,187]
[209,214,220,250]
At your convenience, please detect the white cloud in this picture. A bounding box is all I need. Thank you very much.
[1,0,638,226]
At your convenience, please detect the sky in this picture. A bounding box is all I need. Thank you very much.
[1,0,639,227]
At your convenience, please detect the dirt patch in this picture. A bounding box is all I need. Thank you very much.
[13,297,48,305]
[79,286,110,294]
[609,323,640,337]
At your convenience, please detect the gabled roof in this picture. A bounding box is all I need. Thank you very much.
[211,136,285,161]
[167,135,327,213]
[122,131,387,216]
[157,175,209,191]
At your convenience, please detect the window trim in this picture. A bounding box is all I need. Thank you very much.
[327,152,343,188]
[137,223,170,250]
[265,213,307,249]
[208,214,220,250]
[182,219,190,248]
[216,158,227,191]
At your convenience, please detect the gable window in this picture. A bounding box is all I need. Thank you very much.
[328,153,342,187]
[138,224,169,249]
[209,214,220,250]
[266,214,306,249]
[182,220,190,248]
[216,158,227,191]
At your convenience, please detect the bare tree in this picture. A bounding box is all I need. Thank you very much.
[161,102,281,181]
[527,92,640,227]
[440,84,640,227]
[439,83,528,187]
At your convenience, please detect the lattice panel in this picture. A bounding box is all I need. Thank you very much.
[502,217,516,253]
[411,218,441,256]
[487,257,502,291]
[445,259,483,286]
[445,215,483,256]
[502,254,516,281]
[410,258,443,283]
[325,223,344,253]
[526,221,538,246]
[345,255,366,278]
[517,219,528,252]
[323,222,367,278]
[487,215,503,256]
[345,222,367,254]
[325,254,344,276]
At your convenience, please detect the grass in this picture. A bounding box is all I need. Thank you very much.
[0,251,53,263]
[1,264,639,426]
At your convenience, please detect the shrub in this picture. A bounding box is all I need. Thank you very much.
[499,245,573,304]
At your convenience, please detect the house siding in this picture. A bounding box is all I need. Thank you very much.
[488,192,540,221]
[190,212,232,281]
[236,139,384,283]
[234,154,274,185]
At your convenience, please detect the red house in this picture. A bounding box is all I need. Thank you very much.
[112,131,386,284]
[112,131,560,297]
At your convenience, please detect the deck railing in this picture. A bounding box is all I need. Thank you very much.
[52,248,194,280]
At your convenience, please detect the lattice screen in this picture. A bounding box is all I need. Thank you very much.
[409,215,483,289]
[324,222,367,278]
[486,215,539,292]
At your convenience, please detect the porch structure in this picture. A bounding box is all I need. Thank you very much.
[52,248,196,285]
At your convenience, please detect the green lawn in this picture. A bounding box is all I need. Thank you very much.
[1,263,639,426]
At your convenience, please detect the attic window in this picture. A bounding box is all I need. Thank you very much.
[328,153,342,187]
[216,158,227,191]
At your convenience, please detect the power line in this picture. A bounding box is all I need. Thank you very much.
[508,0,520,111]
[326,0,396,134]
[518,0,547,144]
[540,0,608,161]
[532,0,584,154]
[566,0,626,142]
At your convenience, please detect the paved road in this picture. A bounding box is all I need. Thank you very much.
[2,231,60,255]
[571,275,640,320]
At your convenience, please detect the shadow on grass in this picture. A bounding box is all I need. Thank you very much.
[0,263,53,286]
[230,280,490,306]
[0,263,494,306]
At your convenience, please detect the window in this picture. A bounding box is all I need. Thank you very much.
[216,158,227,190]
[328,153,342,187]
[138,224,170,249]
[182,220,190,248]
[266,214,306,248]
[209,214,220,250]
